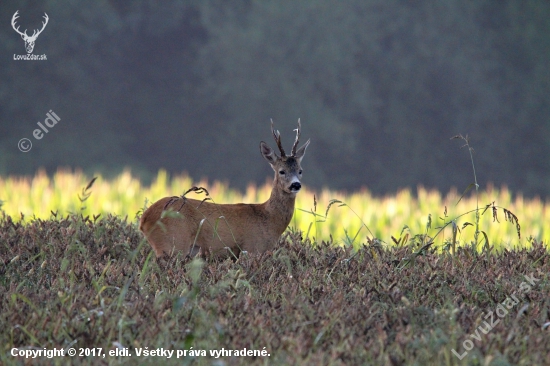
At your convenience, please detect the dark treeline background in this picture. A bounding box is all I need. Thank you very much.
[1,0,550,197]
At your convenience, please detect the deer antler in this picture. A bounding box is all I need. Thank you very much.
[11,11,27,37]
[291,118,302,157]
[11,11,49,40]
[32,13,49,39]
[270,119,286,157]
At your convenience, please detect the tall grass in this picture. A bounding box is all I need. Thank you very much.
[0,169,546,249]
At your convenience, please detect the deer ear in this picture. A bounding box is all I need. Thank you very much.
[294,139,310,162]
[260,141,278,165]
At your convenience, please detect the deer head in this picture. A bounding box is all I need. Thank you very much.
[260,119,310,195]
[12,11,49,54]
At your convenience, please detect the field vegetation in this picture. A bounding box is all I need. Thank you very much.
[1,170,549,365]
[0,169,546,251]
[0,212,548,365]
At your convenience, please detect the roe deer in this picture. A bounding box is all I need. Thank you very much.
[139,120,310,258]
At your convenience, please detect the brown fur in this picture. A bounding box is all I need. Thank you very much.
[140,121,310,258]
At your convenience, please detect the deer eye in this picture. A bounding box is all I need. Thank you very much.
[279,170,285,175]
[299,170,303,174]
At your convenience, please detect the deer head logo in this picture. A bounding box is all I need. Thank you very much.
[11,10,49,54]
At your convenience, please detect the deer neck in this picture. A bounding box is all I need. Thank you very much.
[265,178,297,231]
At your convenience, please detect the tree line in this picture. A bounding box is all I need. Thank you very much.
[1,0,549,197]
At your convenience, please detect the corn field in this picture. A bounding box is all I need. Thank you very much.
[1,169,546,250]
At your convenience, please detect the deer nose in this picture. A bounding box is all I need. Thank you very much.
[289,182,301,191]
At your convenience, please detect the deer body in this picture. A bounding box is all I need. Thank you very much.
[140,120,310,258]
